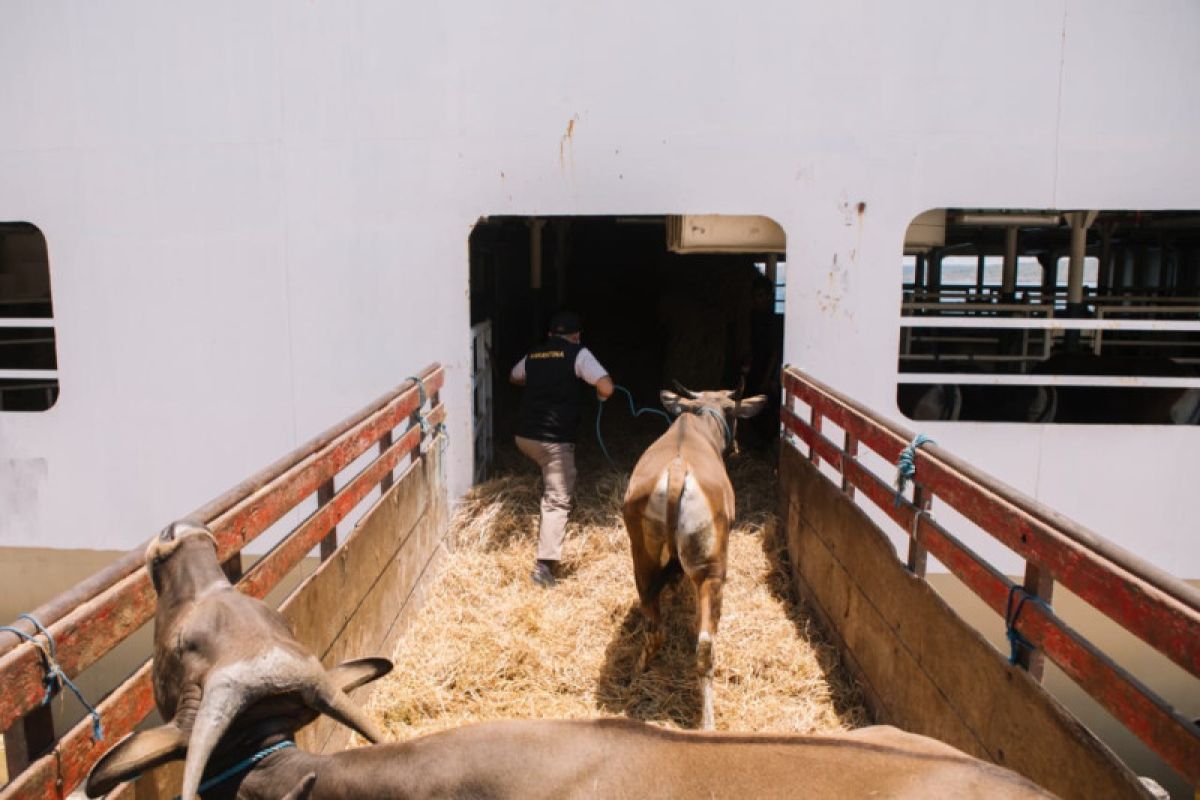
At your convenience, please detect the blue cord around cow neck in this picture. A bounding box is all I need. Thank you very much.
[694,405,733,451]
[595,385,672,465]
[174,740,296,799]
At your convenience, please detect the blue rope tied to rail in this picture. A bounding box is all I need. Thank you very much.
[174,740,296,799]
[405,375,448,455]
[0,613,104,741]
[1004,585,1050,666]
[595,385,673,465]
[894,433,935,508]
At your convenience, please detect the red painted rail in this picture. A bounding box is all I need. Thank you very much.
[0,365,445,800]
[781,366,1200,789]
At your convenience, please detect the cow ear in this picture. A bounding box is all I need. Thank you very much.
[660,390,685,416]
[327,657,394,693]
[734,395,769,419]
[85,725,187,797]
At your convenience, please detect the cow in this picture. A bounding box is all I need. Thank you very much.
[621,384,767,730]
[87,686,1055,799]
[84,519,1055,799]
[132,521,388,800]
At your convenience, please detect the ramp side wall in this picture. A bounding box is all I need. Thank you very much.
[779,443,1148,800]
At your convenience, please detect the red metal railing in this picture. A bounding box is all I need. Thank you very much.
[781,366,1200,790]
[0,365,445,800]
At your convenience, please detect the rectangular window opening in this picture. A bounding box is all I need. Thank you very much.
[898,209,1200,424]
[0,222,58,412]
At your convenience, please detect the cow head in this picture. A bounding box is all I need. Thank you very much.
[660,382,768,451]
[94,520,391,800]
[661,381,768,419]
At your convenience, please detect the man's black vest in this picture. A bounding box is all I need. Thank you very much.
[517,337,585,443]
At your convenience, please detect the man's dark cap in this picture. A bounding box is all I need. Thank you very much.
[549,311,582,335]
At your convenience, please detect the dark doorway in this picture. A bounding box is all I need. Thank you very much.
[468,215,786,478]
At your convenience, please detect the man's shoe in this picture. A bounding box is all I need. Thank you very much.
[531,560,557,589]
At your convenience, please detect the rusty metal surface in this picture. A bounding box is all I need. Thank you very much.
[0,365,444,661]
[783,370,1200,675]
[785,368,1200,614]
[781,367,1200,788]
[0,367,446,799]
[779,444,1153,800]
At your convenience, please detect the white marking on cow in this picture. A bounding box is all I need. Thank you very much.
[644,470,670,525]
[675,475,716,567]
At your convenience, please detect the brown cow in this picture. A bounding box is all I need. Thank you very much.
[88,691,1055,799]
[133,521,388,800]
[85,520,1055,799]
[621,385,767,730]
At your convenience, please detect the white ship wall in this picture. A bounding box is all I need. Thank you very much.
[0,2,1197,576]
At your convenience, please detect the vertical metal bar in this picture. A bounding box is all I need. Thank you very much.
[781,381,794,442]
[220,552,243,583]
[927,249,942,292]
[975,252,985,297]
[4,704,56,780]
[1066,211,1098,310]
[906,486,931,578]
[808,409,822,466]
[1018,561,1055,682]
[317,479,337,560]
[378,430,394,493]
[1002,226,1019,300]
[841,431,858,499]
[1099,221,1114,298]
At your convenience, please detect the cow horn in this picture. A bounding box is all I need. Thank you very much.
[311,675,387,744]
[672,379,699,399]
[179,678,251,800]
[732,374,746,402]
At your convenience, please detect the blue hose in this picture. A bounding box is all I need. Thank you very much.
[595,385,672,465]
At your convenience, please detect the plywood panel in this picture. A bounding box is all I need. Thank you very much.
[779,444,1149,800]
[281,442,450,755]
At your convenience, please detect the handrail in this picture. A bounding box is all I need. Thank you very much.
[0,365,445,800]
[781,365,1200,788]
[0,364,441,662]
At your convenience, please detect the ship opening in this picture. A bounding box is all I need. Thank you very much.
[399,215,869,737]
[897,208,1200,424]
[468,215,787,481]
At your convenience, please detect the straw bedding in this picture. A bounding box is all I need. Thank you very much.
[367,439,868,739]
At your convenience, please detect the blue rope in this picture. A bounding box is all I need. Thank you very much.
[894,433,935,508]
[174,740,296,799]
[1004,585,1050,666]
[595,385,672,465]
[405,375,448,454]
[0,613,104,741]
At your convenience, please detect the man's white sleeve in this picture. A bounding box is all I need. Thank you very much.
[510,357,527,382]
[575,348,610,385]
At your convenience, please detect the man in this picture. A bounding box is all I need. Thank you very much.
[510,311,614,588]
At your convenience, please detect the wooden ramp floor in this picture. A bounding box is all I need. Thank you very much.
[364,455,867,738]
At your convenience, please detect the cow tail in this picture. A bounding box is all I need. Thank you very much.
[665,457,688,536]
